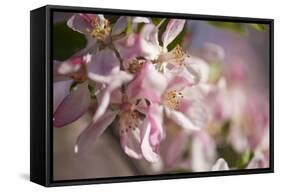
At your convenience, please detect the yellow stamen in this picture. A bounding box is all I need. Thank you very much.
[90,19,111,41]
[163,90,184,110]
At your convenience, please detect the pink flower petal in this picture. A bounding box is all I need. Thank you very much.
[191,132,216,171]
[165,132,189,167]
[132,17,151,24]
[53,82,91,127]
[57,56,83,75]
[120,127,143,160]
[127,62,167,103]
[179,99,208,130]
[87,48,120,77]
[53,60,70,82]
[92,71,133,122]
[185,56,209,83]
[139,24,161,60]
[67,14,92,35]
[162,19,185,48]
[114,33,142,61]
[164,107,200,131]
[75,110,118,154]
[140,119,161,162]
[53,80,72,112]
[148,104,165,146]
[92,87,111,123]
[111,16,128,36]
[166,75,193,91]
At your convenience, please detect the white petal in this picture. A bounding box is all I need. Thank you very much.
[162,19,185,48]
[211,158,230,171]
[111,16,128,36]
[164,107,200,131]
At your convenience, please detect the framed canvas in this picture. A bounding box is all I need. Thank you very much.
[30,5,274,187]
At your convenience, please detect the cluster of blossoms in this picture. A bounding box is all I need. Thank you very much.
[53,14,269,172]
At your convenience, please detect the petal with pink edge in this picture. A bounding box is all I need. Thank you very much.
[91,71,133,122]
[87,48,120,77]
[179,99,209,129]
[111,16,128,36]
[162,19,185,48]
[53,80,72,112]
[53,60,70,82]
[127,62,167,103]
[139,24,161,60]
[148,104,165,146]
[75,110,118,154]
[164,107,200,131]
[53,82,91,127]
[140,119,161,162]
[67,14,92,35]
[120,127,143,160]
[114,34,142,61]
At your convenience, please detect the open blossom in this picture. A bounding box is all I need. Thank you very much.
[139,20,187,70]
[53,54,92,127]
[67,14,111,43]
[75,87,164,162]
[53,48,133,127]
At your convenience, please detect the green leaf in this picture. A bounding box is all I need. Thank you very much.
[236,150,254,169]
[220,120,231,138]
[249,23,267,32]
[126,17,133,35]
[151,18,165,26]
[208,21,246,35]
[53,22,87,61]
[217,144,240,168]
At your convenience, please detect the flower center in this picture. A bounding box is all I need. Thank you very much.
[127,59,145,74]
[119,110,141,134]
[88,17,111,41]
[157,45,186,65]
[162,90,184,110]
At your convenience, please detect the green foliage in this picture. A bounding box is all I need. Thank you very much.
[208,21,246,35]
[236,150,254,169]
[151,18,165,26]
[208,21,267,35]
[167,168,191,174]
[218,144,240,168]
[53,22,87,61]
[220,120,231,138]
[218,120,254,169]
[126,17,133,35]
[249,23,267,31]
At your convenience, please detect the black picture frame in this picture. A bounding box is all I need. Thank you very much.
[30,4,274,187]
